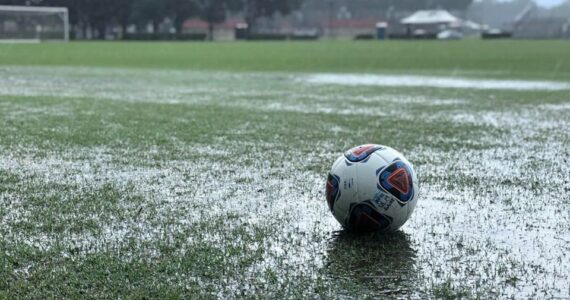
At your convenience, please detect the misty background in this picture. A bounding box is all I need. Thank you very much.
[0,0,569,40]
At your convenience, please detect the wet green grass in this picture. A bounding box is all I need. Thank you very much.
[0,40,570,80]
[0,94,496,156]
[1,42,570,298]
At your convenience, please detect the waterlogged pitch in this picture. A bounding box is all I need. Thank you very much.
[1,42,570,298]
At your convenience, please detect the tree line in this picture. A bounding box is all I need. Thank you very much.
[0,0,474,39]
[303,0,473,11]
[0,0,302,39]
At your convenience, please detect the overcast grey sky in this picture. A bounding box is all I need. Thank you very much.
[504,0,567,7]
[532,0,566,7]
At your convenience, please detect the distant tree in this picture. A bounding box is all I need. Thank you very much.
[428,0,473,10]
[0,0,33,4]
[36,0,80,36]
[194,0,242,40]
[57,0,135,38]
[0,0,308,39]
[132,0,166,33]
[113,0,135,36]
[42,0,115,39]
[242,0,303,32]
[83,0,114,39]
[304,0,473,12]
[132,0,194,34]
[164,0,197,34]
[22,0,106,39]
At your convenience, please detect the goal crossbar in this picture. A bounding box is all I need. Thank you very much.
[0,5,68,14]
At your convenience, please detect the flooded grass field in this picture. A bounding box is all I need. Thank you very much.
[1,42,570,298]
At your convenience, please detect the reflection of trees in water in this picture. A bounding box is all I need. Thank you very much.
[325,230,418,297]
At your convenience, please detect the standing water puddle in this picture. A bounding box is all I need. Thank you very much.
[304,73,570,90]
[0,66,569,298]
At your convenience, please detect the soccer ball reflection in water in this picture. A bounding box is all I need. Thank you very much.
[325,144,419,232]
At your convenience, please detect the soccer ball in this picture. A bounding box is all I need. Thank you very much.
[325,144,419,232]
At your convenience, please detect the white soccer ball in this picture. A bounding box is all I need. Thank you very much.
[325,144,419,232]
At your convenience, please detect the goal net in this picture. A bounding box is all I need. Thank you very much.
[0,5,69,42]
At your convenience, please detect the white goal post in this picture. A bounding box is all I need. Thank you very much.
[0,5,69,42]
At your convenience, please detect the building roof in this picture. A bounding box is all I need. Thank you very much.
[401,10,461,25]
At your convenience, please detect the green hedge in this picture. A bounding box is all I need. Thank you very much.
[124,33,207,41]
[243,33,319,41]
